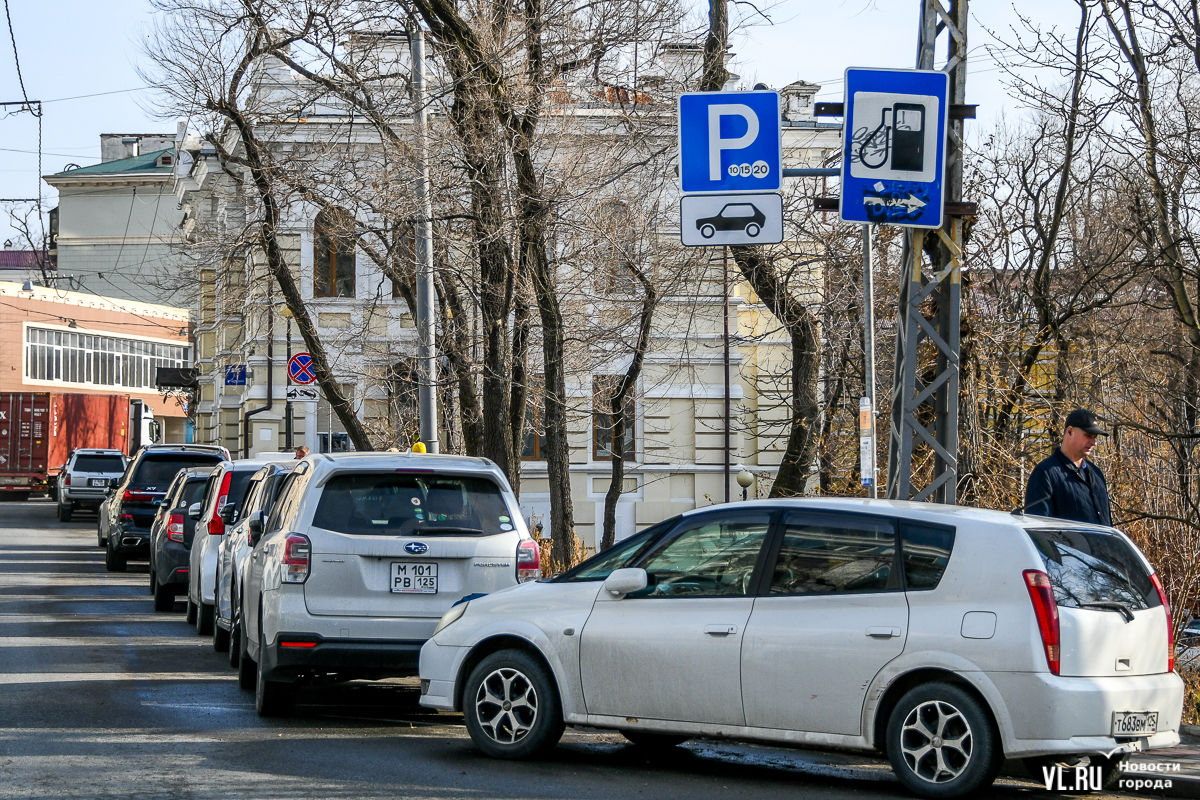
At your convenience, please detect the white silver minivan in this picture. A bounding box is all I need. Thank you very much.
[419,499,1183,798]
[240,452,539,717]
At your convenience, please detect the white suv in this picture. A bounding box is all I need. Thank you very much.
[419,499,1183,798]
[240,452,539,716]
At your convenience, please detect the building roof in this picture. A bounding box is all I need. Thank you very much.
[48,148,174,177]
[0,250,54,270]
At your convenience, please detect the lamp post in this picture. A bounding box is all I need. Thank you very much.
[736,467,755,501]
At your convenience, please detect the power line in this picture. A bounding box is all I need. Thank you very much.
[2,0,32,111]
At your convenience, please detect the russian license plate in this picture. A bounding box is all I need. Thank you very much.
[391,561,437,594]
[1112,710,1158,736]
[89,478,108,487]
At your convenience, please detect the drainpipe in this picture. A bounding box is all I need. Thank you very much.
[244,284,275,458]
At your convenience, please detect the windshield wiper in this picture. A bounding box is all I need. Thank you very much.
[1079,601,1136,622]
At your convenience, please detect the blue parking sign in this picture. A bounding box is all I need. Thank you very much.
[840,68,949,228]
[679,91,781,194]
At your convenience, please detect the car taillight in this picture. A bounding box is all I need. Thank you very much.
[63,475,71,486]
[123,490,153,502]
[1023,569,1060,675]
[517,539,540,583]
[168,513,185,543]
[119,513,134,523]
[1151,572,1175,672]
[207,472,232,535]
[281,533,310,583]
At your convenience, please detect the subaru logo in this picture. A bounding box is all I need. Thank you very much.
[405,542,429,555]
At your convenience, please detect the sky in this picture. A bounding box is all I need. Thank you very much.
[0,0,1082,246]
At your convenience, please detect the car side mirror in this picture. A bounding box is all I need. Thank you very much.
[603,568,648,599]
[188,502,202,520]
[219,505,236,524]
[248,512,265,546]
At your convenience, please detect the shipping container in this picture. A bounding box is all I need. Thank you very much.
[0,393,139,497]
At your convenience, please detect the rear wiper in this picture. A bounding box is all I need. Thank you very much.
[1079,601,1136,622]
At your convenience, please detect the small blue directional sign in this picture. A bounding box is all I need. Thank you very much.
[224,365,246,386]
[679,91,782,194]
[840,68,949,229]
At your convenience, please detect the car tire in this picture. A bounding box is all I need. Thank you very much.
[185,597,198,625]
[237,620,256,691]
[153,578,175,612]
[256,650,293,716]
[57,502,73,522]
[148,566,156,595]
[97,523,106,548]
[622,731,690,749]
[885,682,1000,799]
[196,602,214,635]
[228,586,242,669]
[462,649,565,760]
[745,223,761,237]
[213,617,230,652]
[104,539,126,572]
[700,224,716,239]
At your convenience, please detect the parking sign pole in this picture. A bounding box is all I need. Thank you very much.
[723,246,731,505]
[886,0,968,503]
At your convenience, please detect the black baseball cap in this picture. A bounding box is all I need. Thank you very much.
[1064,409,1109,436]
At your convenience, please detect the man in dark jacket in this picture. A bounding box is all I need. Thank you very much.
[1024,409,1112,526]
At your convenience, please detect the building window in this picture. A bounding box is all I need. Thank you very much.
[593,376,635,461]
[522,377,545,461]
[314,207,357,298]
[596,201,638,295]
[24,326,190,391]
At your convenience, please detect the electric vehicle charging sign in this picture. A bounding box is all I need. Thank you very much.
[678,91,782,194]
[840,68,949,228]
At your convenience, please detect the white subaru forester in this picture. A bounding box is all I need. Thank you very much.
[240,452,539,716]
[419,499,1183,798]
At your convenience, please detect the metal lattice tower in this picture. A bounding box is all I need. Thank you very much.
[886,0,968,503]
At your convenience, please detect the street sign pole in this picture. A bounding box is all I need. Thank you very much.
[861,224,878,498]
[412,28,440,454]
[886,0,968,503]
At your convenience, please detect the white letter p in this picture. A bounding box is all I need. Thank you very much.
[708,104,759,181]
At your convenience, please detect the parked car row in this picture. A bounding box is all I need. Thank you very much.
[96,447,1185,799]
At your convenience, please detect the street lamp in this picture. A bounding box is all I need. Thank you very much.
[736,467,755,501]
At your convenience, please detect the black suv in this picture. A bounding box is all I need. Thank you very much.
[99,444,228,572]
[149,467,215,611]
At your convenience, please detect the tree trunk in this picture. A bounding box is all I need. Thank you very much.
[209,105,372,452]
[702,0,820,496]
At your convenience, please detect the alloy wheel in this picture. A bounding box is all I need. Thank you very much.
[899,699,973,784]
[474,667,539,745]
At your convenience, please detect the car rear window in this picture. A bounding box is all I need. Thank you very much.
[181,478,209,507]
[133,454,224,487]
[73,455,125,473]
[1026,528,1159,611]
[311,473,513,536]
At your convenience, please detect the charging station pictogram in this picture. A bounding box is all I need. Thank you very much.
[840,68,948,228]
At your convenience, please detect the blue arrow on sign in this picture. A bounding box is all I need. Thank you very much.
[678,91,782,194]
[840,68,949,229]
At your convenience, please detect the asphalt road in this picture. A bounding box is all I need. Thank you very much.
[0,498,1139,799]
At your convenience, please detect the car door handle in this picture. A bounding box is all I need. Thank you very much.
[704,624,738,636]
[866,626,902,638]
